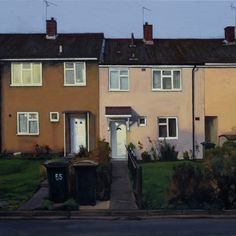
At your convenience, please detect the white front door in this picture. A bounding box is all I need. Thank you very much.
[111,121,127,159]
[70,114,86,153]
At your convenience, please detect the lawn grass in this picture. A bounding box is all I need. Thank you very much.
[0,159,44,210]
[141,161,200,209]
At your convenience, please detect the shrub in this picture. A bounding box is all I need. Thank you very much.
[141,151,152,162]
[77,145,89,158]
[159,141,178,161]
[63,198,79,211]
[41,199,53,210]
[168,162,215,209]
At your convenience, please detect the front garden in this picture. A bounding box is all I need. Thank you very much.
[0,159,44,210]
[141,142,236,210]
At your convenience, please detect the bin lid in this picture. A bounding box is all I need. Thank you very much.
[44,158,69,168]
[73,160,98,167]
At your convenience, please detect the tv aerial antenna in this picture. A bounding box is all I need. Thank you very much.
[142,6,151,25]
[231,3,236,29]
[43,0,57,20]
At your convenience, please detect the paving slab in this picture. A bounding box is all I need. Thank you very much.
[110,160,137,210]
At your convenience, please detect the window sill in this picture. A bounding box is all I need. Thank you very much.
[152,89,182,92]
[158,137,178,140]
[64,84,86,87]
[17,133,39,136]
[109,89,129,92]
[10,84,42,87]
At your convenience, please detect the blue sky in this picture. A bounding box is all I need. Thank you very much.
[0,0,235,38]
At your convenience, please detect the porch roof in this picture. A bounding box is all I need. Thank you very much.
[105,106,132,117]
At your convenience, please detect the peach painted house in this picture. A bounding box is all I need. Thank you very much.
[0,18,104,155]
[99,23,236,160]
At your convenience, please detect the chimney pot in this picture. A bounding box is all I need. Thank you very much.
[143,22,153,45]
[224,26,235,43]
[46,17,57,39]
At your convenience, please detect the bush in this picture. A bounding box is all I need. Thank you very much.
[141,151,152,162]
[168,162,215,209]
[159,141,178,161]
[41,199,53,210]
[63,198,79,211]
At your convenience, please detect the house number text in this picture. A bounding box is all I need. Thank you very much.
[55,173,63,181]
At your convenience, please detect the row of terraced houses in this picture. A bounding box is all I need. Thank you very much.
[1,18,236,159]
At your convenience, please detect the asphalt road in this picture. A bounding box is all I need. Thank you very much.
[0,219,236,236]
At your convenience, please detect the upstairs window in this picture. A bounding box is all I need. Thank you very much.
[64,62,86,86]
[109,69,129,91]
[17,112,39,135]
[11,63,42,86]
[158,117,178,139]
[152,69,181,91]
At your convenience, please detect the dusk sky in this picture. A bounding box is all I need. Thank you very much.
[0,0,236,38]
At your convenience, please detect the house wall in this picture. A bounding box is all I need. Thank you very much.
[205,68,236,142]
[99,66,205,159]
[1,61,99,153]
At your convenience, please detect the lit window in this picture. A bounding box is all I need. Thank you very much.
[11,63,42,86]
[158,117,178,139]
[64,62,86,86]
[138,117,147,127]
[109,68,129,91]
[152,69,181,91]
[17,112,39,135]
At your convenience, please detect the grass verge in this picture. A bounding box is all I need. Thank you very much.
[141,161,200,209]
[0,159,44,210]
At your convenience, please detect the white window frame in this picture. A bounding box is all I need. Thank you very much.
[17,112,39,135]
[138,116,147,127]
[109,68,129,91]
[11,63,42,86]
[152,69,182,91]
[158,117,178,140]
[64,62,86,86]
[50,112,60,122]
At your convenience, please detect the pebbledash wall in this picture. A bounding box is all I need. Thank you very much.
[99,66,205,159]
[1,61,99,153]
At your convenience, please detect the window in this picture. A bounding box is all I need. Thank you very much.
[17,112,39,135]
[64,62,86,86]
[158,117,178,139]
[109,68,129,91]
[11,63,42,86]
[50,112,59,122]
[152,69,181,91]
[138,116,147,127]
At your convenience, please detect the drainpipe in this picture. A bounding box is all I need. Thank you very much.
[192,65,197,160]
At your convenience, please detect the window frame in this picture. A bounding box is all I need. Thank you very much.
[158,117,178,140]
[11,63,42,86]
[152,69,182,91]
[17,112,39,135]
[50,112,60,122]
[64,62,86,86]
[109,68,129,91]
[138,116,147,127]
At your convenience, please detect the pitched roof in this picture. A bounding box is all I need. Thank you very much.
[102,38,236,65]
[0,33,104,60]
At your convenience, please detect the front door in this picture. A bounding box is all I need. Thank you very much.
[70,114,86,153]
[111,121,127,159]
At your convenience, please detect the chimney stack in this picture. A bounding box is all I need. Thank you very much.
[143,22,154,45]
[46,17,57,39]
[224,26,235,43]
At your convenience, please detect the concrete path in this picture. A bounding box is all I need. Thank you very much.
[110,160,137,210]
[19,180,48,211]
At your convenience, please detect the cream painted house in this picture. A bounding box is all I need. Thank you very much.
[99,24,236,160]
